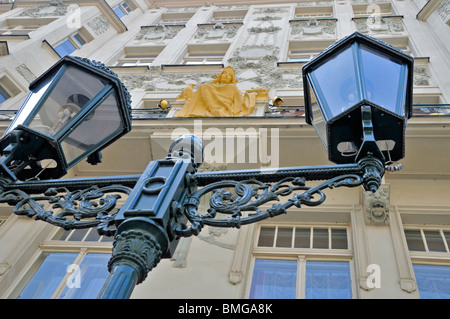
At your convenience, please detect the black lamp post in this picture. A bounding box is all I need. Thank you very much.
[0,32,413,299]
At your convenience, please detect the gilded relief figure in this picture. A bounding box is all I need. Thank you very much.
[175,66,268,117]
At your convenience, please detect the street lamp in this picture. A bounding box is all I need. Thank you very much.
[303,31,413,166]
[0,32,413,299]
[0,56,132,181]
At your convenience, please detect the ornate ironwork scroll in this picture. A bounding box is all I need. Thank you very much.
[174,173,363,237]
[0,184,132,236]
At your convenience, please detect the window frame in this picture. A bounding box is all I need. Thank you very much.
[9,227,112,299]
[113,1,135,19]
[405,225,450,257]
[403,225,450,298]
[287,40,335,63]
[294,5,334,19]
[115,45,164,67]
[0,73,23,105]
[159,12,194,26]
[210,9,247,23]
[53,29,91,57]
[181,43,229,65]
[248,223,356,299]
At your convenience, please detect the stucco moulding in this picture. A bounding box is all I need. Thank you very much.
[354,16,406,36]
[192,23,241,43]
[290,19,337,39]
[132,25,183,45]
[19,3,68,17]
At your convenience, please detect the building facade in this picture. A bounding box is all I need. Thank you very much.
[0,0,449,299]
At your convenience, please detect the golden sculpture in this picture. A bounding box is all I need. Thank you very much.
[175,66,268,117]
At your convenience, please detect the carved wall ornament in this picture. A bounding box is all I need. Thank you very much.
[20,4,68,17]
[363,184,390,225]
[290,19,336,39]
[134,25,181,44]
[193,23,240,43]
[355,17,405,36]
[296,1,334,6]
[253,8,288,14]
[254,16,282,21]
[87,15,112,35]
[437,0,450,23]
[16,64,36,83]
[120,71,216,92]
[413,65,431,86]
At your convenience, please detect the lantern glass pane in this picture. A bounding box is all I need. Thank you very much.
[61,91,124,167]
[4,76,56,136]
[27,65,108,137]
[360,44,406,115]
[309,84,328,149]
[310,46,359,119]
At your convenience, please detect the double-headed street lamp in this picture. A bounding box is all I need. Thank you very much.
[0,32,413,299]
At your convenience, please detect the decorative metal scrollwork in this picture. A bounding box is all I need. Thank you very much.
[175,174,363,237]
[0,185,132,236]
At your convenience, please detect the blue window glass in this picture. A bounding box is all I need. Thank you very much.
[0,85,11,103]
[413,264,450,299]
[305,261,352,299]
[18,252,77,299]
[18,252,110,299]
[59,254,110,299]
[54,39,77,57]
[113,6,126,19]
[72,33,86,46]
[249,259,297,299]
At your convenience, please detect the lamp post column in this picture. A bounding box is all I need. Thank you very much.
[97,135,203,299]
[97,217,168,299]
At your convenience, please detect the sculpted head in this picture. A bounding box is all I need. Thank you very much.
[211,66,238,85]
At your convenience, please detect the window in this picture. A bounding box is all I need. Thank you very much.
[54,38,77,57]
[0,84,11,103]
[53,30,91,57]
[183,52,224,65]
[405,226,450,298]
[113,1,133,19]
[182,44,228,65]
[210,9,247,23]
[405,227,450,253]
[352,2,393,17]
[115,46,164,67]
[59,228,113,243]
[17,252,110,299]
[413,264,450,299]
[249,259,352,299]
[288,49,322,63]
[0,74,22,104]
[0,17,57,35]
[159,12,194,26]
[250,224,354,299]
[12,228,112,299]
[287,40,334,63]
[294,5,334,19]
